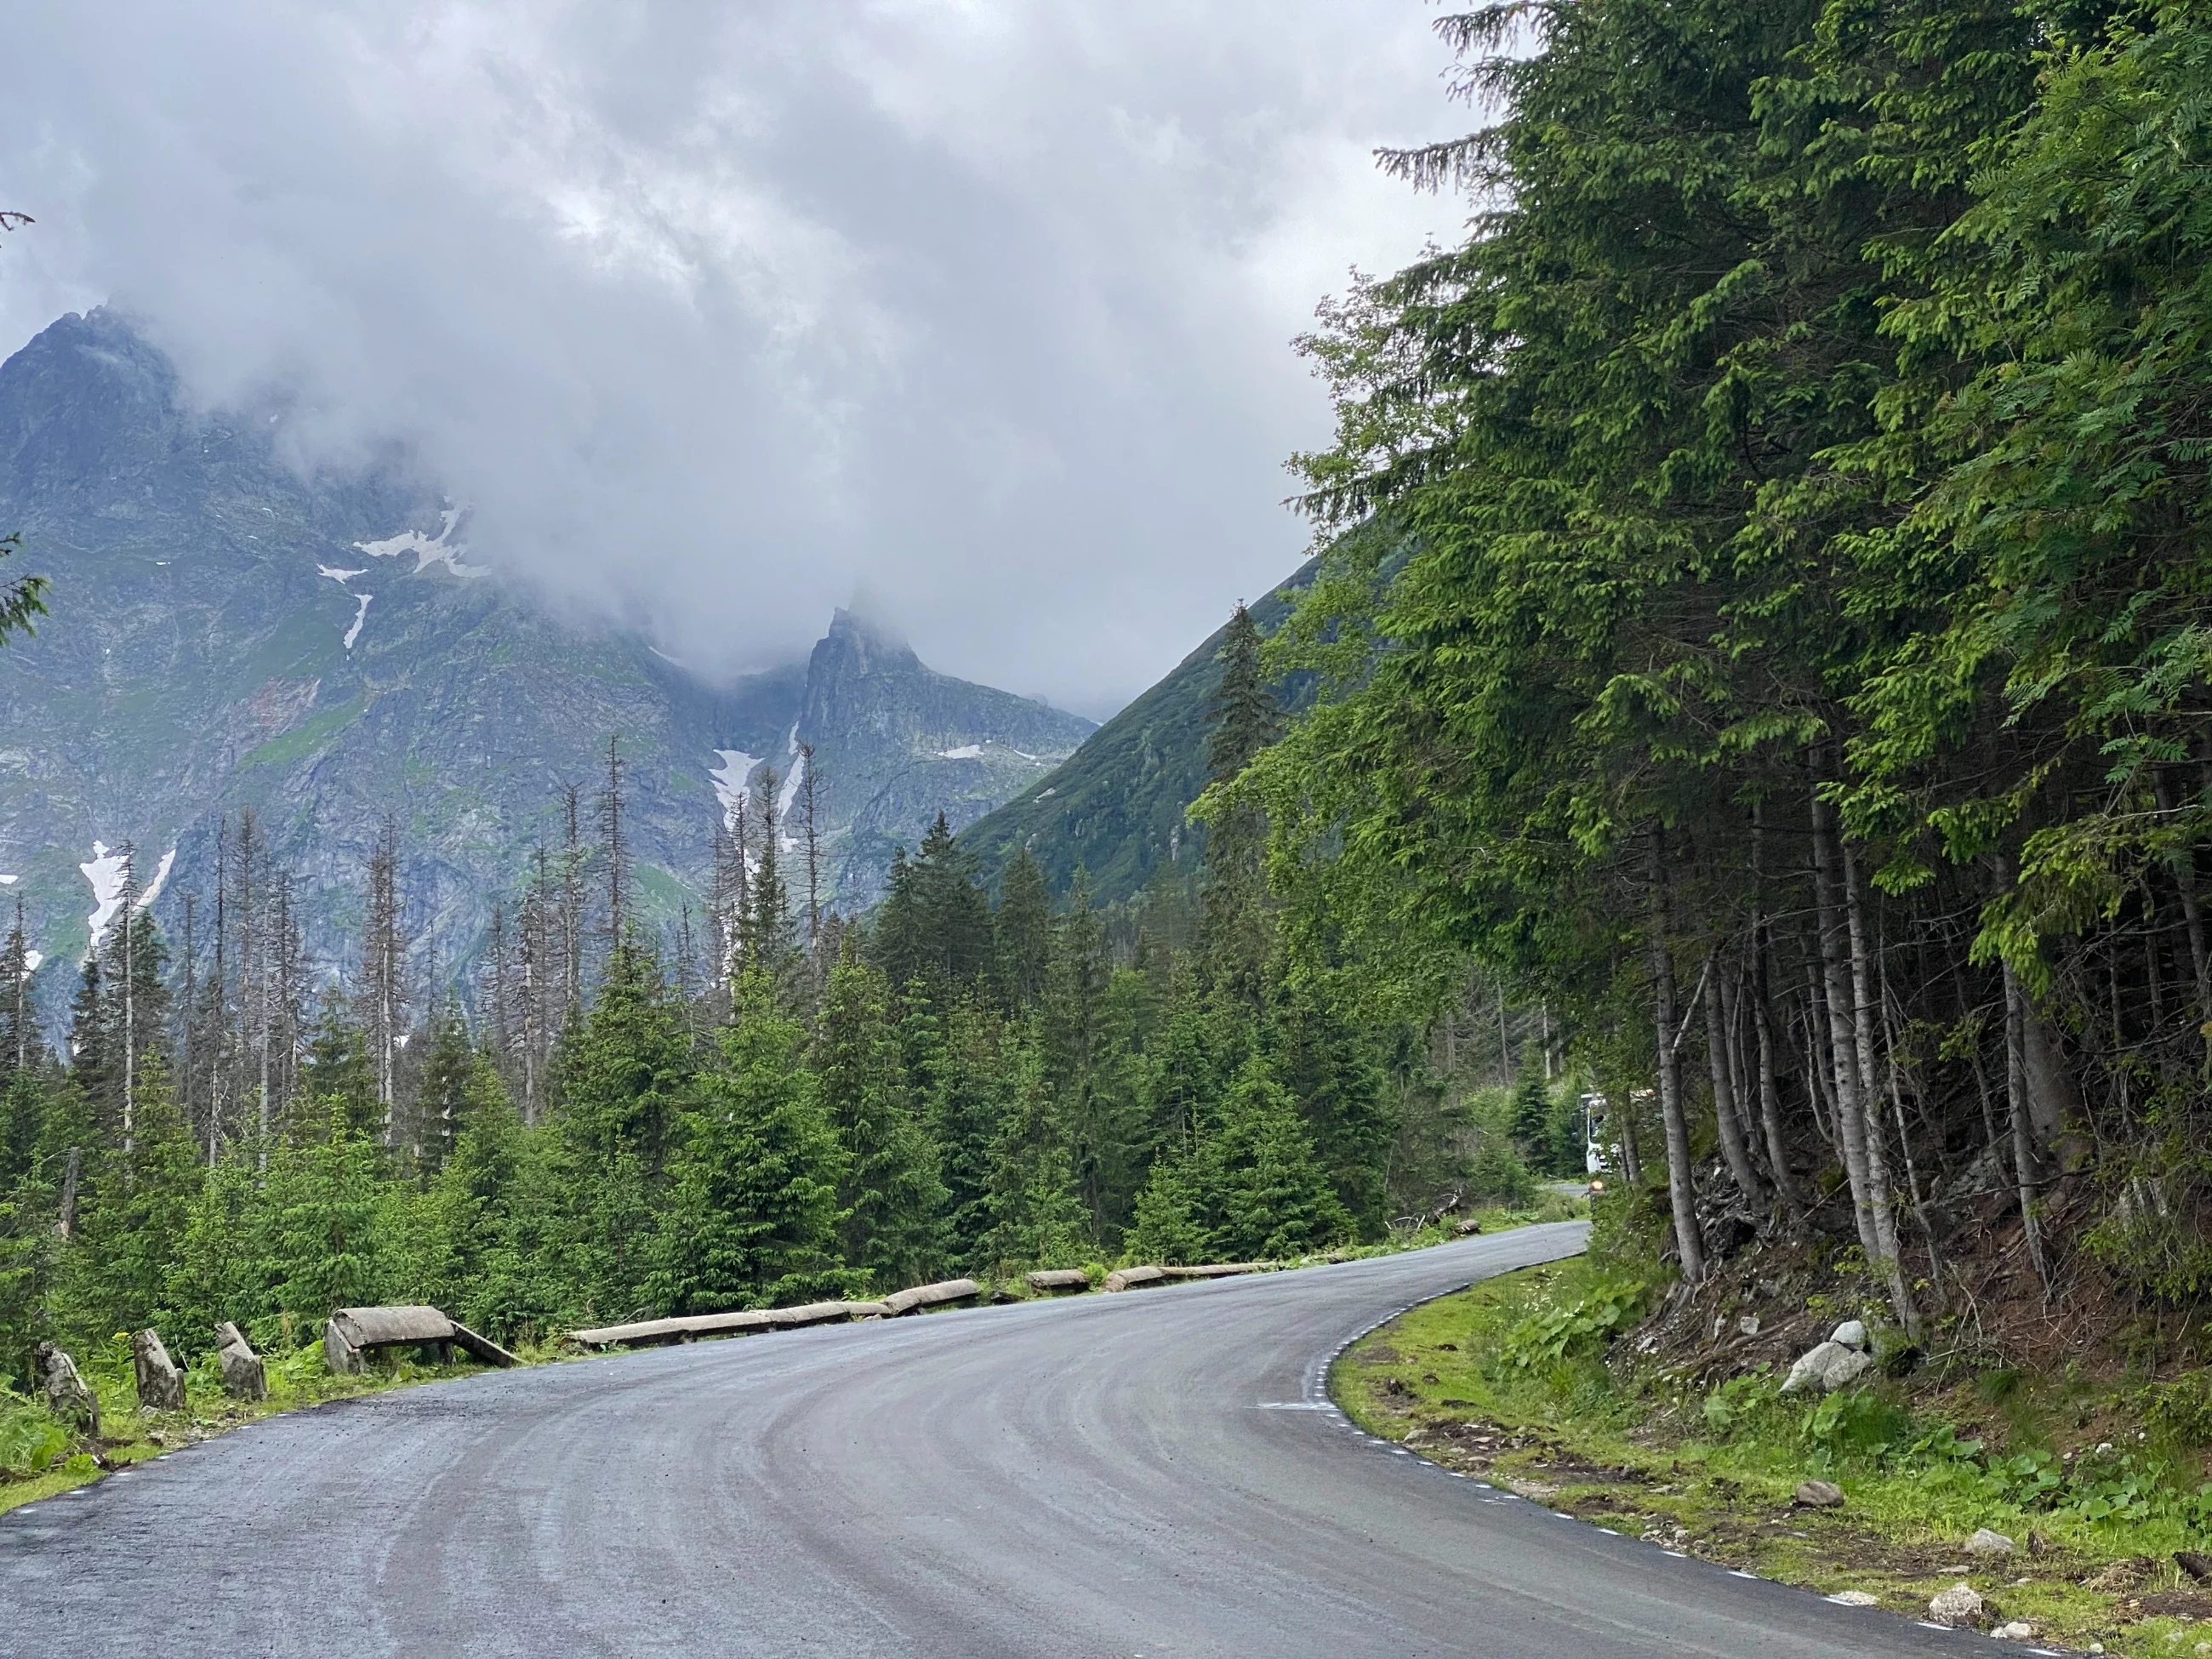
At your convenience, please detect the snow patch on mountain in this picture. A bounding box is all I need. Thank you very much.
[317,564,367,584]
[356,507,482,579]
[0,874,15,886]
[140,848,176,911]
[710,750,760,830]
[80,842,130,946]
[937,744,984,761]
[344,592,373,650]
[20,950,39,975]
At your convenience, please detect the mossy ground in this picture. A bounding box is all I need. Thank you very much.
[1334,1257,2212,1656]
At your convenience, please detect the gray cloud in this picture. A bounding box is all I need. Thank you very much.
[0,2,1457,715]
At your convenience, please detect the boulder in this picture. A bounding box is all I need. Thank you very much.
[1779,1340,1873,1394]
[1991,1622,2035,1641]
[1825,1590,1879,1608]
[1452,1218,1482,1236]
[37,1343,100,1436]
[1830,1320,1869,1350]
[1927,1583,1985,1628]
[214,1322,268,1401]
[1025,1268,1091,1295]
[1793,1479,1845,1509]
[1964,1528,2015,1559]
[133,1329,186,1412]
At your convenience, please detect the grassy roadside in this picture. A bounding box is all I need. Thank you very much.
[1333,1255,2212,1656]
[0,1336,557,1518]
[2,1194,1586,1517]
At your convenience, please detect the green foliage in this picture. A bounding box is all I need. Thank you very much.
[649,973,858,1313]
[1202,1058,1352,1262]
[0,1388,67,1477]
[1499,1276,1649,1373]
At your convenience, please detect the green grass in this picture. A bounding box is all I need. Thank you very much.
[1333,1257,2212,1654]
[237,695,368,770]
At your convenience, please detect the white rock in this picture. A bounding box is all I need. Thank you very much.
[1964,1528,2015,1557]
[1826,1590,1880,1607]
[1830,1319,1868,1349]
[1780,1340,1874,1394]
[1991,1622,2034,1641]
[1927,1582,1984,1628]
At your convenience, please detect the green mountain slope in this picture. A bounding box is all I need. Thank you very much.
[957,556,1320,904]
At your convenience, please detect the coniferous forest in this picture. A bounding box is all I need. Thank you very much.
[0,615,1564,1378]
[1248,0,2212,1358]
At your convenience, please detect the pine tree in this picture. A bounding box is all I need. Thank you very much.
[1205,1057,1350,1262]
[1126,1132,1210,1266]
[816,938,947,1291]
[649,972,853,1312]
[1508,1043,1553,1170]
[539,939,692,1318]
[1196,603,1282,1006]
[260,1100,385,1331]
[1273,979,1394,1238]
[66,1051,202,1344]
[992,847,1052,1009]
[974,1022,1092,1275]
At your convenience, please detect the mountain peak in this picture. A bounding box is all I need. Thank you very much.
[817,606,922,678]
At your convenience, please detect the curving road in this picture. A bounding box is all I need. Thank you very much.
[1,1224,2007,1656]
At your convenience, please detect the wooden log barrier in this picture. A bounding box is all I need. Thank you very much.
[881,1279,981,1317]
[1102,1265,1168,1292]
[1024,1268,1091,1295]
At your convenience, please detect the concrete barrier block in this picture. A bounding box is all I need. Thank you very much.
[881,1279,981,1316]
[1103,1265,1168,1292]
[1025,1268,1091,1294]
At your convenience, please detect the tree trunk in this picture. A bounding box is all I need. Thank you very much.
[1752,960,1800,1216]
[1650,830,1705,1284]
[2004,958,2054,1294]
[1839,832,1918,1338]
[1810,783,1890,1308]
[1702,952,1765,1209]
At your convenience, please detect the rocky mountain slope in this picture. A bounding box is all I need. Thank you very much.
[957,556,1318,905]
[0,309,1090,1018]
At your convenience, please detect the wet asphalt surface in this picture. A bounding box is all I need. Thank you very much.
[0,1223,2021,1655]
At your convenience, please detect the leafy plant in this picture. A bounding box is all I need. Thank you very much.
[1500,1277,1648,1372]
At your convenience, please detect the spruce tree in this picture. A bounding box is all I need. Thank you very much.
[649,972,853,1312]
[66,1051,202,1344]
[260,1100,386,1334]
[926,987,1002,1264]
[974,1023,1092,1275]
[1205,1057,1350,1262]
[817,938,947,1291]
[991,847,1052,1009]
[1508,1044,1553,1171]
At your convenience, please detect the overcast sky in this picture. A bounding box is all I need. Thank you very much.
[0,3,1462,716]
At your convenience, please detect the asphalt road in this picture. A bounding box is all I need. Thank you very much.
[0,1223,2021,1656]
